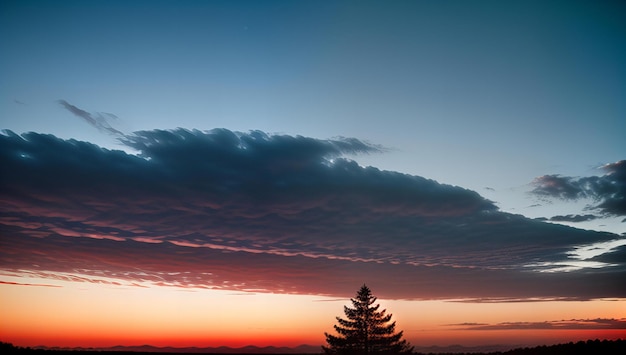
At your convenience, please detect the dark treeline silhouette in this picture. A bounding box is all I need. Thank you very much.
[416,339,625,355]
[2,339,625,354]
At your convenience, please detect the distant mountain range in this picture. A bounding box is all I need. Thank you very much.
[36,343,522,354]
[22,339,626,354]
[37,344,323,354]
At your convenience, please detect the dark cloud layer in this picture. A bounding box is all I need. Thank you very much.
[1,129,625,300]
[531,160,626,217]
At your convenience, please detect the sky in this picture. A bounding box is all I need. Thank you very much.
[1,0,625,350]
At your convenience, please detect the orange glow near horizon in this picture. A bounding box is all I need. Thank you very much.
[1,277,624,349]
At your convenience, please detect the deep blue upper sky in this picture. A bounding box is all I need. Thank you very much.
[1,0,625,233]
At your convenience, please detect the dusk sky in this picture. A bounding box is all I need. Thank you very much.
[1,0,625,350]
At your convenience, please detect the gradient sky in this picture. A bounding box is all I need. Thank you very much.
[1,0,625,350]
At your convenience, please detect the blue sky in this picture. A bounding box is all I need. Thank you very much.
[1,0,625,291]
[2,1,624,234]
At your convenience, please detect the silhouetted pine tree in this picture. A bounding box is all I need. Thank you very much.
[323,285,414,355]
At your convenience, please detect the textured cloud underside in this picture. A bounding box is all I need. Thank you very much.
[1,129,624,299]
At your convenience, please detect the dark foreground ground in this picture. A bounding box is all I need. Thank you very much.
[2,339,625,355]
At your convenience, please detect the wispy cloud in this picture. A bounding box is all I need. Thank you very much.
[1,129,624,300]
[448,297,592,303]
[549,214,599,223]
[0,280,61,288]
[451,318,626,331]
[57,99,124,136]
[530,160,626,216]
